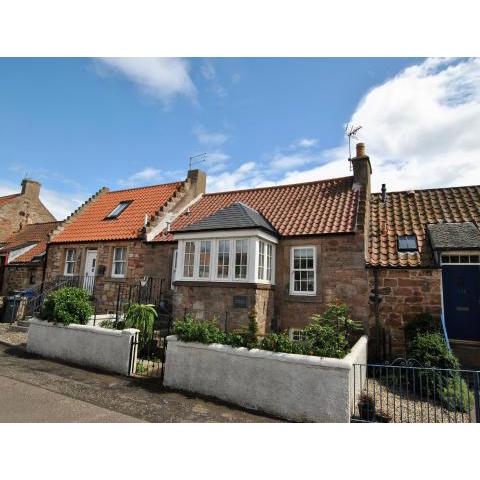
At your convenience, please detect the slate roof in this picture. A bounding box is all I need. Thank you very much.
[178,202,277,235]
[427,222,480,251]
[0,221,60,263]
[369,185,480,267]
[0,193,20,207]
[51,182,183,243]
[155,176,359,241]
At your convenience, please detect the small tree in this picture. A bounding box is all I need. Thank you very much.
[245,308,259,348]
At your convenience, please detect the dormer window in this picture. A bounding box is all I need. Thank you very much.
[105,201,132,220]
[398,234,418,252]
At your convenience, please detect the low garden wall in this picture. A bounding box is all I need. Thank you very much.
[164,335,368,422]
[27,318,139,376]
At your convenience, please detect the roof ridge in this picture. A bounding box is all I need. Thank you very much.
[108,181,183,195]
[372,183,480,196]
[204,175,354,197]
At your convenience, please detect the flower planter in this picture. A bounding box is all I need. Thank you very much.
[164,334,368,422]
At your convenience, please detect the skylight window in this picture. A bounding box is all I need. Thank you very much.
[398,235,418,252]
[105,201,132,220]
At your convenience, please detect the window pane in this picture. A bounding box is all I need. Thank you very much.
[183,241,195,277]
[199,240,211,278]
[398,235,418,251]
[235,239,248,279]
[258,241,265,280]
[292,247,315,293]
[217,239,230,278]
[266,244,272,281]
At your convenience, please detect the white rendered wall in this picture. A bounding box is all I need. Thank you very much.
[27,318,139,376]
[164,335,368,422]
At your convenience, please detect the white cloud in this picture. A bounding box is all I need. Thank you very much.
[294,138,318,148]
[207,161,272,192]
[118,167,163,187]
[96,58,196,105]
[270,152,314,170]
[193,125,228,146]
[200,59,227,97]
[274,58,480,192]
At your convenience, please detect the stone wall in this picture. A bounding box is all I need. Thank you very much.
[1,264,43,294]
[172,282,274,334]
[367,268,442,355]
[275,234,369,332]
[0,190,56,242]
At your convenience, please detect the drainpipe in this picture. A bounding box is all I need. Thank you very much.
[40,242,50,296]
[373,267,381,360]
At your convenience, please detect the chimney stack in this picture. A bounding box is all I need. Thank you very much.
[352,142,372,193]
[21,178,41,199]
[381,184,387,203]
[187,169,207,197]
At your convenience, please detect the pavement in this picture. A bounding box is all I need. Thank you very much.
[0,342,281,423]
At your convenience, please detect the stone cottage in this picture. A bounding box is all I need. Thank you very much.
[44,170,206,313]
[367,183,480,364]
[0,220,60,294]
[0,178,55,244]
[152,143,373,335]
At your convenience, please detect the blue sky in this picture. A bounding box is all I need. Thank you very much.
[1,57,479,219]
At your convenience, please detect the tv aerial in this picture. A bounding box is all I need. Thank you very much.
[189,153,207,170]
[345,124,362,160]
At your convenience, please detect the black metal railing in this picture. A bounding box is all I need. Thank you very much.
[183,308,230,332]
[352,361,480,423]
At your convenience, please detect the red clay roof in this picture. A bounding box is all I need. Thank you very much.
[155,176,359,241]
[369,185,480,267]
[51,182,183,243]
[0,193,20,207]
[0,221,60,263]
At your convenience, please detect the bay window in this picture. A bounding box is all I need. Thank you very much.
[112,247,127,278]
[290,246,316,295]
[174,232,276,284]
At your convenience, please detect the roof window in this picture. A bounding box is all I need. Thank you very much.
[398,234,418,252]
[105,201,132,220]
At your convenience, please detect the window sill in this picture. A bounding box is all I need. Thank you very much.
[174,280,275,290]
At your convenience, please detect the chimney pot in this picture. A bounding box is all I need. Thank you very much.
[356,143,366,157]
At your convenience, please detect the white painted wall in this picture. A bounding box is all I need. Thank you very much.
[164,335,368,422]
[27,318,139,376]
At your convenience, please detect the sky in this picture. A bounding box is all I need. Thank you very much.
[0,57,479,220]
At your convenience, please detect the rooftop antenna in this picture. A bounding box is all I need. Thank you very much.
[189,153,207,170]
[345,124,362,168]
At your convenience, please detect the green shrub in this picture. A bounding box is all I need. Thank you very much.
[404,313,441,345]
[99,318,125,330]
[407,332,459,370]
[124,303,157,346]
[173,315,226,344]
[42,287,93,326]
[407,331,474,413]
[260,332,308,355]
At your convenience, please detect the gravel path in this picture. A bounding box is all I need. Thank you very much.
[0,324,27,346]
[354,378,475,423]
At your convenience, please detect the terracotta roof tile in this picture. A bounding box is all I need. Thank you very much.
[368,185,480,267]
[0,221,60,263]
[0,193,20,207]
[51,182,182,243]
[156,176,358,241]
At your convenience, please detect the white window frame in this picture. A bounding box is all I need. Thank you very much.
[112,247,127,279]
[234,238,249,280]
[183,241,196,278]
[289,328,307,342]
[290,246,316,296]
[171,249,178,289]
[64,248,76,276]
[198,240,212,279]
[174,229,276,284]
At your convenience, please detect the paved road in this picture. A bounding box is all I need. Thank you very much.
[0,342,280,423]
[0,376,141,422]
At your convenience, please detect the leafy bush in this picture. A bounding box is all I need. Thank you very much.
[173,315,226,344]
[407,331,473,413]
[99,318,125,330]
[124,303,157,346]
[260,332,308,355]
[42,287,93,326]
[404,313,441,345]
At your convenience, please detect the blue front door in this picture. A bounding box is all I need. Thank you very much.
[442,265,480,341]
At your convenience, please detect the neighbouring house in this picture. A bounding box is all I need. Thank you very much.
[44,170,206,313]
[367,183,480,363]
[152,143,372,335]
[0,220,61,294]
[0,178,56,244]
